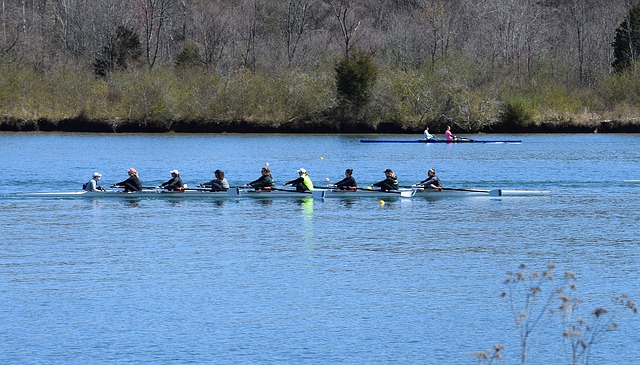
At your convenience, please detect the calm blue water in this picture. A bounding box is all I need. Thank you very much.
[1,133,639,364]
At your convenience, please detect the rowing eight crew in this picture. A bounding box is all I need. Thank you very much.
[86,167,443,193]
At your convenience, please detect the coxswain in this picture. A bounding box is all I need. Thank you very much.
[84,172,105,192]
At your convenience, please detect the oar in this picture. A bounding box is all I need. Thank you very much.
[184,187,230,192]
[456,136,475,142]
[274,187,313,194]
[112,185,160,191]
[405,185,490,194]
[441,187,489,193]
[357,187,414,198]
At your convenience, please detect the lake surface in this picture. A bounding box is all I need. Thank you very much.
[1,133,639,364]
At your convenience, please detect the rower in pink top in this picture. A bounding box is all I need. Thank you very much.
[445,126,456,141]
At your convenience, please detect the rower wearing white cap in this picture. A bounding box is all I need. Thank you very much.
[158,169,184,191]
[83,172,105,192]
[283,168,314,192]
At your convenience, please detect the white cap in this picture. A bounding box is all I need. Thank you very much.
[297,168,307,174]
[93,172,102,177]
[170,169,180,175]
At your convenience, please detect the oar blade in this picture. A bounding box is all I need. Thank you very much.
[312,190,326,199]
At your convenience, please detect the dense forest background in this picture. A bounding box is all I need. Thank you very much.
[1,0,640,133]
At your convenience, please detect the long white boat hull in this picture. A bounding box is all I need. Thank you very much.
[316,189,415,198]
[16,188,314,199]
[13,187,551,199]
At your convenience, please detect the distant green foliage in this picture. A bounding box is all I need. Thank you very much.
[2,49,640,130]
[500,96,534,126]
[612,4,640,73]
[335,51,378,119]
[176,43,205,69]
[93,26,142,78]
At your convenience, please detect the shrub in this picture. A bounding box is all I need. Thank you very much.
[335,51,378,121]
[499,96,534,127]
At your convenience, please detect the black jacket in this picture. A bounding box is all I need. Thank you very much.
[373,177,399,191]
[335,176,357,189]
[116,176,142,192]
[160,176,184,191]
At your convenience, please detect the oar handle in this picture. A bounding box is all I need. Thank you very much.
[272,187,313,194]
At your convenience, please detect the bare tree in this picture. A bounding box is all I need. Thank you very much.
[188,0,229,70]
[134,0,176,69]
[280,0,319,67]
[323,0,362,58]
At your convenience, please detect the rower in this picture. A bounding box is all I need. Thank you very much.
[245,167,274,190]
[284,168,314,192]
[423,127,437,141]
[373,169,399,191]
[414,168,442,190]
[445,126,456,141]
[333,168,357,190]
[198,169,229,191]
[84,172,105,192]
[111,168,143,192]
[158,169,184,191]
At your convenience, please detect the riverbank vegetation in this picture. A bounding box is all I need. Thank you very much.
[2,0,640,133]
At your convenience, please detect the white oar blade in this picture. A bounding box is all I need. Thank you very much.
[312,190,326,199]
[400,190,415,198]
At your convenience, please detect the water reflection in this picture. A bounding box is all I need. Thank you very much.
[166,200,184,207]
[208,200,226,208]
[121,199,141,208]
[299,197,314,246]
[338,199,358,208]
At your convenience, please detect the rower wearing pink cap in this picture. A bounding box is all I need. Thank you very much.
[111,168,143,192]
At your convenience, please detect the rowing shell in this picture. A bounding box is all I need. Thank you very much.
[15,188,314,199]
[359,139,522,144]
[13,187,551,199]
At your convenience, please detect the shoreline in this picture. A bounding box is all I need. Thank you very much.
[2,117,640,134]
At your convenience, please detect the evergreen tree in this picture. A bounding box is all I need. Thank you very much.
[176,43,205,68]
[93,26,142,78]
[612,4,640,72]
[335,51,378,118]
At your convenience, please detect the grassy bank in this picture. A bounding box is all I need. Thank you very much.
[2,59,640,133]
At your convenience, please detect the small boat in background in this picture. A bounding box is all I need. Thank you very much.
[360,138,522,144]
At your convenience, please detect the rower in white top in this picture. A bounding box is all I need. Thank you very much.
[83,172,105,192]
